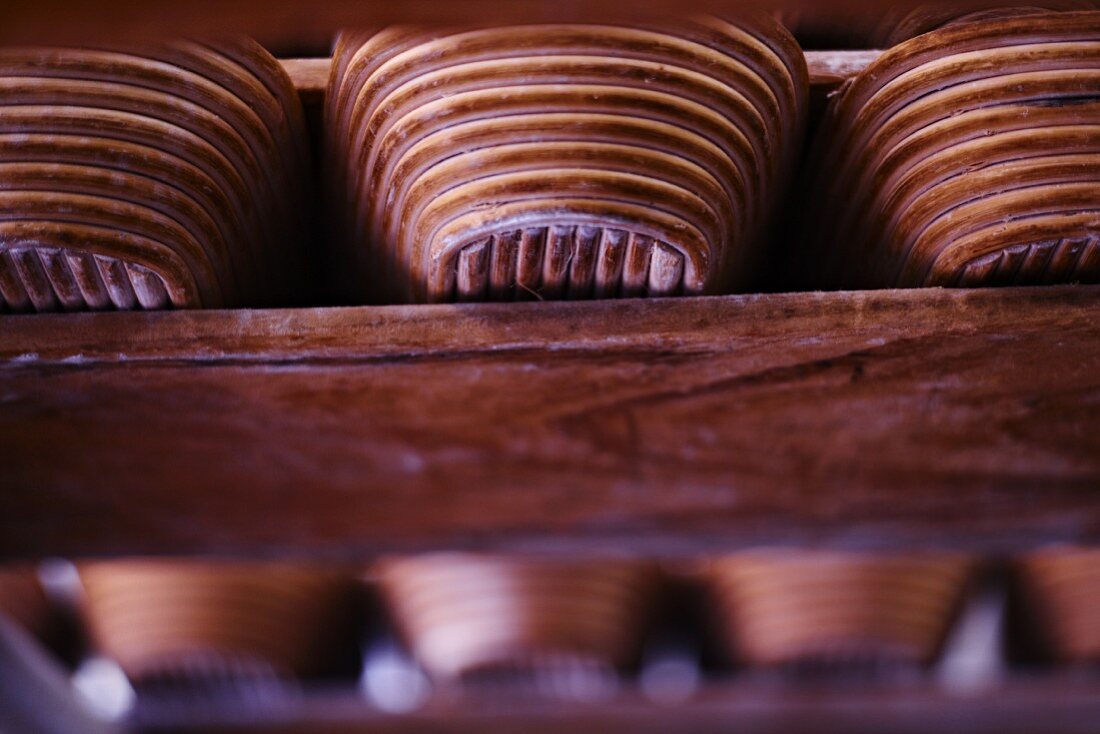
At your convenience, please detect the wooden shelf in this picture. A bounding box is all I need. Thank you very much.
[135,676,1100,734]
[2,286,1098,560]
[0,7,1096,734]
[0,1,900,45]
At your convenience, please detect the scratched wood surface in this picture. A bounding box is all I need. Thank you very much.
[1,286,1098,559]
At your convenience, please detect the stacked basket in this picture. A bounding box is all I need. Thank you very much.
[800,12,1100,289]
[866,1,1098,47]
[325,16,807,303]
[777,1,1096,48]
[707,551,975,668]
[1015,548,1100,663]
[0,40,308,312]
[377,555,656,682]
[79,561,353,687]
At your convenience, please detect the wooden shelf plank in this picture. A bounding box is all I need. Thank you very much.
[1,287,1098,559]
[0,1,909,45]
[282,58,330,105]
[136,677,1100,734]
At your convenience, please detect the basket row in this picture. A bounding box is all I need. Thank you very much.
[0,9,1098,312]
[1,549,1098,690]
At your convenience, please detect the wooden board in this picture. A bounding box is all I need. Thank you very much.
[135,677,1100,734]
[2,286,1098,560]
[0,1,909,45]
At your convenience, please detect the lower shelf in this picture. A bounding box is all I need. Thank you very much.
[1,286,1098,559]
[135,676,1100,734]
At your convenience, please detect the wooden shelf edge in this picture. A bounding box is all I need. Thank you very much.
[136,676,1100,734]
[1,286,1098,560]
[1,286,1098,365]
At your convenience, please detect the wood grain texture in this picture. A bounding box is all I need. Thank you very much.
[0,286,1098,559]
